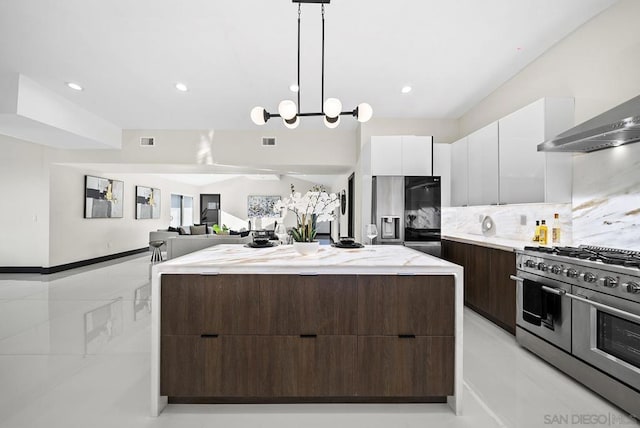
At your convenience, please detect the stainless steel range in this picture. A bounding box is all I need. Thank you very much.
[512,245,640,418]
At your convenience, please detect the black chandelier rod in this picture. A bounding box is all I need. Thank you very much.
[266,110,357,119]
[321,4,325,113]
[297,4,301,114]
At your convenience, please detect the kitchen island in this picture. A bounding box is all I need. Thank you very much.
[151,244,464,416]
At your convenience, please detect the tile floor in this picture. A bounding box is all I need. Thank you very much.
[0,255,637,428]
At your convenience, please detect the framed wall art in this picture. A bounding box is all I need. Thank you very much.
[84,175,124,219]
[135,186,161,219]
[247,195,280,218]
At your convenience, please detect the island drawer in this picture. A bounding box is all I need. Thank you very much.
[258,274,357,335]
[161,334,357,398]
[357,275,454,336]
[161,274,260,335]
[357,336,454,397]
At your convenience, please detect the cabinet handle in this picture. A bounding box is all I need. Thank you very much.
[398,334,416,339]
[200,334,219,338]
[300,334,317,338]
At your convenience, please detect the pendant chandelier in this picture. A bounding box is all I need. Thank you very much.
[250,0,372,129]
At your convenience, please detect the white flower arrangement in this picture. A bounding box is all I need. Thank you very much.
[273,184,341,242]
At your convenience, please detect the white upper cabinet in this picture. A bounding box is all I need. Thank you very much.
[370,136,402,176]
[450,136,469,207]
[401,136,433,176]
[433,143,451,207]
[498,98,574,204]
[467,121,499,206]
[370,136,432,176]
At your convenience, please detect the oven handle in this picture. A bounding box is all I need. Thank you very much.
[509,275,567,296]
[563,292,640,323]
[510,275,640,322]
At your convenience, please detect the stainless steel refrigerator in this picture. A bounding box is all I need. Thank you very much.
[372,176,441,257]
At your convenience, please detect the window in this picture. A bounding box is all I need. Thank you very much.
[170,194,194,227]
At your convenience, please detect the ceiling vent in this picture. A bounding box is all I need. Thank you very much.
[140,137,155,147]
[262,137,276,147]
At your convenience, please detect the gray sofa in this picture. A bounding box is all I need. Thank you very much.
[149,227,252,260]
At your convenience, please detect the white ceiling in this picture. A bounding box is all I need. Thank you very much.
[0,0,617,131]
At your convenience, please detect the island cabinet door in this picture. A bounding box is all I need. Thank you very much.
[258,275,357,335]
[466,244,491,314]
[202,335,260,397]
[201,275,261,335]
[161,274,204,335]
[442,240,469,303]
[488,248,516,333]
[160,335,204,396]
[357,275,455,336]
[257,336,357,397]
[357,336,455,397]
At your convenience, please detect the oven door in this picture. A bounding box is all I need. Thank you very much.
[572,285,640,392]
[513,271,572,353]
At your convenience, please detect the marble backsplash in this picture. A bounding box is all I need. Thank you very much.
[572,143,640,251]
[442,203,573,245]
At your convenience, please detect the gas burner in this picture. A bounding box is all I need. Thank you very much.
[555,246,588,257]
[523,245,640,268]
[523,246,556,254]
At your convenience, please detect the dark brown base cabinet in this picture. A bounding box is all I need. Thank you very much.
[442,239,516,334]
[160,274,455,402]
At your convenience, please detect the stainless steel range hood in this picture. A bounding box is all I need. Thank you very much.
[538,94,640,153]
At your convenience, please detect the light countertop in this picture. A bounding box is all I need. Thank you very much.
[154,243,461,275]
[442,232,533,252]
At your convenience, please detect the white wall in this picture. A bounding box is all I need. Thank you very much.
[455,0,640,250]
[198,175,339,233]
[459,0,640,136]
[0,135,49,267]
[48,165,200,267]
[120,129,357,171]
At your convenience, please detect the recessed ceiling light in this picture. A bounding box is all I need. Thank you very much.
[175,82,188,92]
[401,86,412,94]
[289,84,299,93]
[66,82,83,91]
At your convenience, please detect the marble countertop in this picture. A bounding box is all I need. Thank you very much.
[442,232,532,252]
[153,244,461,275]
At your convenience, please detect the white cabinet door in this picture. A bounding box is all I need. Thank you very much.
[371,136,402,176]
[499,99,546,204]
[450,137,468,207]
[498,98,574,204]
[401,136,433,176]
[467,122,499,205]
[433,143,451,207]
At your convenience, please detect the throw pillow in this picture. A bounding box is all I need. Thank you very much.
[179,226,191,235]
[190,225,207,235]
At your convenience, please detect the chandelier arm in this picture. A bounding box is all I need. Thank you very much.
[296,112,325,117]
[297,4,301,115]
[321,4,325,113]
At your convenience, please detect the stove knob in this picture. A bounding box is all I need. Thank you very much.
[599,276,618,288]
[582,272,597,283]
[551,265,562,275]
[538,262,548,272]
[525,259,537,268]
[623,282,640,294]
[565,268,579,279]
